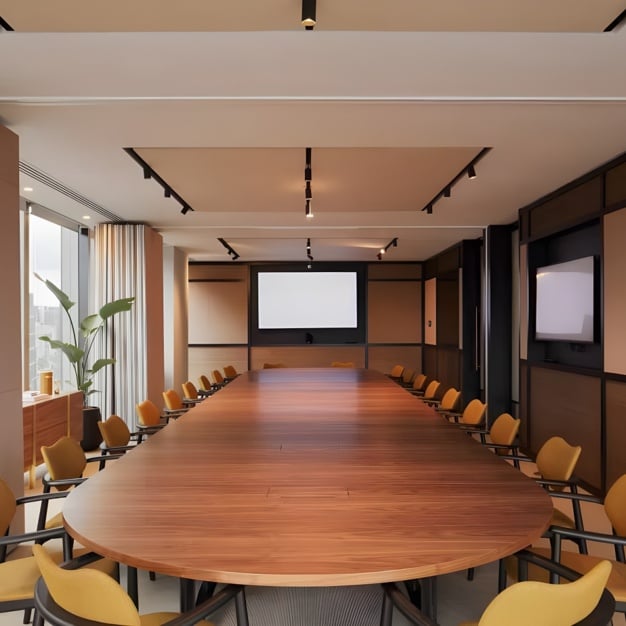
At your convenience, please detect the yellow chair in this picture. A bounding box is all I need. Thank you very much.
[39,436,118,531]
[197,374,218,396]
[399,368,415,386]
[223,365,239,381]
[419,380,441,403]
[161,388,193,419]
[97,415,142,464]
[381,551,614,626]
[528,473,626,615]
[426,387,460,411]
[135,399,168,435]
[462,412,520,453]
[182,380,209,401]
[440,398,487,427]
[408,374,428,395]
[387,364,404,381]
[32,544,248,626]
[0,477,69,623]
[212,369,227,388]
[262,362,287,369]
[331,361,355,368]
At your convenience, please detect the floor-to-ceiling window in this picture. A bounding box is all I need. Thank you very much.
[24,206,79,393]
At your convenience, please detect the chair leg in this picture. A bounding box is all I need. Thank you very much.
[467,567,475,581]
[22,608,32,624]
[498,558,507,592]
[149,570,156,581]
[33,610,44,626]
[235,587,249,626]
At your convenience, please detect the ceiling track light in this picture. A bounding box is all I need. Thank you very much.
[124,148,194,216]
[305,198,314,219]
[377,237,399,261]
[218,237,240,261]
[419,147,491,214]
[301,0,316,29]
[304,147,314,218]
[305,237,314,261]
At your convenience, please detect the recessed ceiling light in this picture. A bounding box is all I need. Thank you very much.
[23,186,33,192]
[82,215,91,220]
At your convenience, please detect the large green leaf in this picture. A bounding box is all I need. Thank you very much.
[34,273,75,312]
[80,314,103,338]
[90,358,116,375]
[100,297,135,320]
[39,336,83,363]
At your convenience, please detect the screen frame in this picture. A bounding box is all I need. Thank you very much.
[250,263,366,346]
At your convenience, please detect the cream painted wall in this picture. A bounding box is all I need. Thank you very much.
[0,125,24,503]
[163,245,188,395]
[604,207,626,375]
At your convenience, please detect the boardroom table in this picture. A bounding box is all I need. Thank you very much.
[62,368,552,618]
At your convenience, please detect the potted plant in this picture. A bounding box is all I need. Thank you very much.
[34,273,135,450]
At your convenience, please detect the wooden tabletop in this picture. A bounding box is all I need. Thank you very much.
[63,368,552,586]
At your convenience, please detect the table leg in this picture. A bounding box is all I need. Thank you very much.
[179,578,196,612]
[127,566,138,607]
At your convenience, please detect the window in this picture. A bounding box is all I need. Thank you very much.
[27,212,79,392]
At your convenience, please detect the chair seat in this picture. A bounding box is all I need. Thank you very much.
[550,507,575,529]
[45,510,64,529]
[518,547,626,603]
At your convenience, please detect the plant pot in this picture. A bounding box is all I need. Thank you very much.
[81,406,103,451]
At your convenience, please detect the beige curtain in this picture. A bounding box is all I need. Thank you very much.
[93,224,148,426]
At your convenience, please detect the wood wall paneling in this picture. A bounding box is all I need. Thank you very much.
[603,208,626,375]
[529,367,601,490]
[423,345,438,381]
[519,244,528,361]
[367,345,422,377]
[424,278,437,345]
[519,362,529,447]
[188,346,249,385]
[189,280,248,344]
[605,379,626,488]
[250,346,366,370]
[367,263,422,280]
[436,347,461,394]
[367,281,422,343]
[436,278,459,346]
[605,161,626,209]
[528,177,603,241]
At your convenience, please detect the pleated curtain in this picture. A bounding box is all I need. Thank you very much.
[92,223,147,426]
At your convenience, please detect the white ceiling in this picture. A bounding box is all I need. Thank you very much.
[1,2,626,262]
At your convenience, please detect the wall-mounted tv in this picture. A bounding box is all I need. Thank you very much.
[535,256,595,343]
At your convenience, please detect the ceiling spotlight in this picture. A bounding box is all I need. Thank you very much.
[426,204,433,214]
[305,147,312,180]
[391,238,398,247]
[181,205,190,215]
[443,186,451,198]
[143,167,151,180]
[305,199,314,219]
[301,0,316,29]
[232,253,240,261]
[377,253,382,261]
[164,188,171,198]
[305,180,312,201]
[467,165,477,179]
[380,248,386,255]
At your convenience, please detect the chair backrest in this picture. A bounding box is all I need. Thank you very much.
[439,388,461,412]
[162,389,184,411]
[422,380,440,400]
[389,365,404,378]
[331,361,355,368]
[489,413,520,447]
[40,437,87,489]
[401,369,415,384]
[198,374,212,391]
[135,400,161,427]
[213,369,225,384]
[97,415,131,448]
[182,381,199,400]
[0,478,17,535]
[460,399,487,426]
[535,436,581,482]
[478,559,612,626]
[32,544,141,626]
[263,362,286,369]
[412,374,427,392]
[224,365,238,378]
[603,473,626,536]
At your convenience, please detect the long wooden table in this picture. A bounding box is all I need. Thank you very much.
[63,368,552,588]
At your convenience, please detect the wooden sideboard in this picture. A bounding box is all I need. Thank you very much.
[23,391,83,487]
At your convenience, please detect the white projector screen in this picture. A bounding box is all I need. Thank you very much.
[535,256,594,342]
[258,272,358,329]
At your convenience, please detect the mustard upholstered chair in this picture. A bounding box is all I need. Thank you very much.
[212,369,227,388]
[426,387,460,411]
[387,364,404,381]
[380,550,614,626]
[32,544,249,626]
[182,380,209,402]
[419,380,441,404]
[223,365,239,381]
[408,374,428,395]
[0,477,69,623]
[196,375,218,397]
[135,399,168,435]
[399,368,416,386]
[461,412,520,453]
[38,436,119,532]
[262,362,287,369]
[162,389,193,419]
[331,361,355,368]
[440,398,487,428]
[515,473,626,616]
[97,415,143,463]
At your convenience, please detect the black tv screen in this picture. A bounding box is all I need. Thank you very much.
[535,256,595,343]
